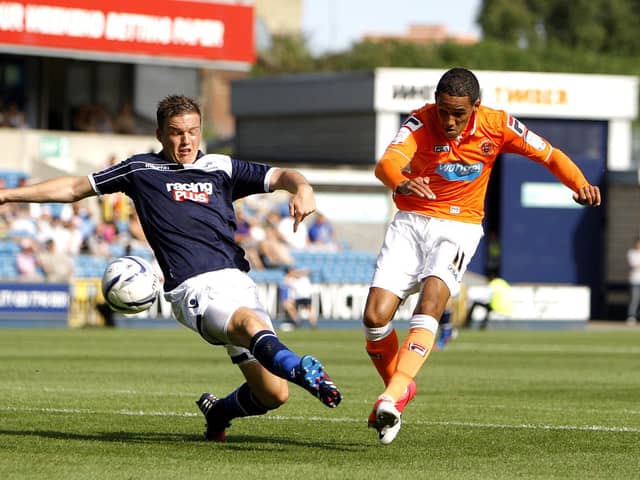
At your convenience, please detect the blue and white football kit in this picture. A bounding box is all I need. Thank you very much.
[88,150,342,419]
[89,152,274,361]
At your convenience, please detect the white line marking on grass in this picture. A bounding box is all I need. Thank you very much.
[8,385,193,398]
[0,406,199,417]
[453,343,640,355]
[1,406,638,433]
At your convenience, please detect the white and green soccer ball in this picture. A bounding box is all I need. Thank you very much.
[101,256,161,314]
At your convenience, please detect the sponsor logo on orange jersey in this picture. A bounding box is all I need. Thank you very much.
[436,162,483,181]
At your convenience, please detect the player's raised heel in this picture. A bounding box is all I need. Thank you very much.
[196,392,230,442]
[395,380,417,413]
[368,396,402,445]
[296,355,342,408]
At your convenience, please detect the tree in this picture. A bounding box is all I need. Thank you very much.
[479,0,640,55]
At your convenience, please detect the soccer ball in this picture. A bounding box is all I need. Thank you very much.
[101,256,161,314]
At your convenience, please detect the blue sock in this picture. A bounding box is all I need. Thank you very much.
[249,330,301,380]
[206,383,271,430]
[222,383,270,417]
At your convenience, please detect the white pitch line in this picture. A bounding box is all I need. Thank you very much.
[8,387,640,416]
[452,343,640,355]
[1,406,638,434]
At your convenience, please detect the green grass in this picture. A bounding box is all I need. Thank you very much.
[1,327,639,479]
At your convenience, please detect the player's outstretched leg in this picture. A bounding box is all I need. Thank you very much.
[249,330,342,408]
[369,396,401,445]
[367,380,416,445]
[195,383,272,441]
[196,393,231,442]
[295,354,342,408]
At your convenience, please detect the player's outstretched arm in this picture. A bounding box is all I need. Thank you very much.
[544,149,601,207]
[0,175,95,205]
[268,168,316,232]
[572,184,601,207]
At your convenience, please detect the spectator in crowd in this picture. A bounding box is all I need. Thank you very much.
[234,207,265,270]
[87,219,118,257]
[38,238,74,282]
[47,216,83,256]
[71,103,94,132]
[8,204,37,238]
[258,222,295,268]
[464,269,513,329]
[101,154,132,223]
[275,205,309,251]
[113,102,137,134]
[627,237,640,326]
[71,201,97,244]
[92,103,114,133]
[308,212,340,252]
[4,101,28,128]
[279,266,317,330]
[15,238,42,281]
[250,210,295,268]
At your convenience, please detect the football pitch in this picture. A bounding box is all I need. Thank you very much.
[1,326,639,479]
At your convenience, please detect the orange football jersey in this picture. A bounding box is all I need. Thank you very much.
[376,104,589,224]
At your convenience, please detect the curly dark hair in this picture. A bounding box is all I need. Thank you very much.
[435,68,480,103]
[156,95,201,129]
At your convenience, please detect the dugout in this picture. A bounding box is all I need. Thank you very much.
[232,68,639,319]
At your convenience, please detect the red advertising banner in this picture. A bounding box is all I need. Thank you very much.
[0,0,254,66]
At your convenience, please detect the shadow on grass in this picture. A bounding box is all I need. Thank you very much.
[0,429,367,450]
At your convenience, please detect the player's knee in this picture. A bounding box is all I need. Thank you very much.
[228,307,273,345]
[257,383,289,408]
[363,306,390,328]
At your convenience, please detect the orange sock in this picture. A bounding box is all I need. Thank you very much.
[383,327,435,401]
[365,328,398,386]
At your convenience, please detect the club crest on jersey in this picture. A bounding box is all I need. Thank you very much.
[433,144,450,153]
[479,139,496,156]
[436,162,483,181]
[166,182,213,203]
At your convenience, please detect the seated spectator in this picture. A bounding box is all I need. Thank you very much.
[4,101,27,128]
[308,212,340,252]
[113,102,137,134]
[234,207,265,269]
[8,204,37,238]
[71,103,93,132]
[87,220,118,257]
[92,103,114,133]
[258,224,294,268]
[279,266,317,330]
[38,238,74,282]
[16,238,43,281]
[273,206,308,251]
[71,201,97,244]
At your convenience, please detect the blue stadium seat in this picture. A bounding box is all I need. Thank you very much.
[108,243,126,258]
[248,268,285,284]
[0,253,18,278]
[0,170,28,188]
[0,240,20,254]
[74,255,109,278]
